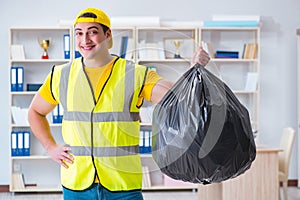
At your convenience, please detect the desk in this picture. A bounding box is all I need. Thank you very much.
[198,146,281,200]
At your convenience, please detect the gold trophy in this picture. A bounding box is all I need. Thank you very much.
[38,38,51,59]
[174,40,182,59]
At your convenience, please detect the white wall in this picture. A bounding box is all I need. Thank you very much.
[1,0,300,184]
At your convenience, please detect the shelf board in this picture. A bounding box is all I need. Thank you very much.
[11,123,61,128]
[200,27,259,31]
[138,59,191,63]
[140,153,152,158]
[210,58,258,62]
[143,184,198,190]
[11,185,62,192]
[234,90,258,94]
[11,91,36,95]
[11,155,50,160]
[10,59,70,63]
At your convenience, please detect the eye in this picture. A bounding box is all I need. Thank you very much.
[88,30,98,36]
[75,31,83,36]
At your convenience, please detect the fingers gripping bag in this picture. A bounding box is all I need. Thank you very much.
[152,64,256,184]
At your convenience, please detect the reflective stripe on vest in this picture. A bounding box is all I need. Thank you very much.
[70,145,139,156]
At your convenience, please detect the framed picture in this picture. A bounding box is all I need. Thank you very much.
[163,38,195,59]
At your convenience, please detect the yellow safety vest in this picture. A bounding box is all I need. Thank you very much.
[50,57,147,191]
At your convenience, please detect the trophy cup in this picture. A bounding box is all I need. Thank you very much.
[174,40,182,59]
[38,38,51,59]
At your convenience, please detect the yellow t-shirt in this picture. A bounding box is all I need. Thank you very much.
[39,57,162,106]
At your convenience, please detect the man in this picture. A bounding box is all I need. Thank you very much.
[28,7,209,200]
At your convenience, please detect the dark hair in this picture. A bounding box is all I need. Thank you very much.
[78,12,109,33]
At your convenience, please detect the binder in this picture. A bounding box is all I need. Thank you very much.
[144,131,151,153]
[11,131,18,156]
[139,131,144,154]
[17,131,24,156]
[17,66,24,91]
[74,40,81,58]
[23,131,30,156]
[120,36,128,58]
[52,105,59,123]
[63,34,70,59]
[10,67,17,92]
[58,104,64,123]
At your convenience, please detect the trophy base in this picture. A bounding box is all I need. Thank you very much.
[174,54,181,59]
[42,55,49,59]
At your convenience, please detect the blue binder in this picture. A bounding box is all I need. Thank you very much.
[120,36,128,58]
[17,66,24,91]
[139,131,144,154]
[144,130,152,153]
[17,131,24,156]
[10,67,17,92]
[11,131,18,156]
[58,104,64,123]
[52,105,59,123]
[64,34,70,59]
[23,131,30,156]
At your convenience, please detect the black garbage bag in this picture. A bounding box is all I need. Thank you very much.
[152,64,256,184]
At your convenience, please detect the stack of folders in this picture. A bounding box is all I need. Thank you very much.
[214,50,239,58]
[11,131,30,156]
[10,66,24,92]
[52,104,64,124]
[139,130,152,154]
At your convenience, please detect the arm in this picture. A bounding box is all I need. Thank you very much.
[28,93,73,168]
[150,79,174,104]
[149,47,210,104]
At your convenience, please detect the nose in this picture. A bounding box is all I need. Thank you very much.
[83,33,91,43]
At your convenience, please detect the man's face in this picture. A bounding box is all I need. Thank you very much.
[74,22,111,59]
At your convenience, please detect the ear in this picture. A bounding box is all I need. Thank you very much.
[105,29,112,39]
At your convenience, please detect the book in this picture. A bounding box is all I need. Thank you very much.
[203,20,259,27]
[10,45,25,60]
[243,43,258,59]
[248,43,258,59]
[12,173,25,190]
[201,41,214,58]
[215,50,239,58]
[244,72,258,92]
[142,166,151,188]
[212,15,260,22]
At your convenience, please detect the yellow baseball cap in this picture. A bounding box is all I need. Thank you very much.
[74,8,113,49]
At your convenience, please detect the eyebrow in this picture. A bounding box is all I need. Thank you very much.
[74,26,100,31]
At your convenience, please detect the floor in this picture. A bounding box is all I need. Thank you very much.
[0,187,300,200]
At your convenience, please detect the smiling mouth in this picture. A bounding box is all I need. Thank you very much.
[81,45,95,51]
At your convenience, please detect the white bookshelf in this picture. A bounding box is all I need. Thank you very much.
[8,24,260,192]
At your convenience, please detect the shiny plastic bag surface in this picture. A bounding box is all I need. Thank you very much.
[152,64,256,184]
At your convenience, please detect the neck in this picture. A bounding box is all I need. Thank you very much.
[83,53,114,68]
